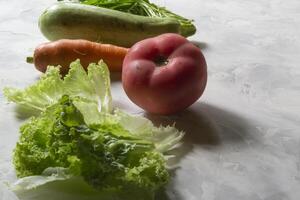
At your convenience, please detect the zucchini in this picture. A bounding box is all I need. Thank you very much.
[39,2,181,47]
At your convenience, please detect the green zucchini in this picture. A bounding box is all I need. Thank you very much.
[39,2,181,47]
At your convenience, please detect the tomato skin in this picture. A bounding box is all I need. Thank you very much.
[122,33,207,115]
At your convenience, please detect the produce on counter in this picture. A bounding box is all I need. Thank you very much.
[39,2,183,47]
[3,60,183,199]
[28,39,128,74]
[76,0,196,37]
[122,33,207,115]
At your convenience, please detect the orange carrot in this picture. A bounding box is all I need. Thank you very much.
[30,39,129,74]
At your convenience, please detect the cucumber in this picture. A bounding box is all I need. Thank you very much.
[39,2,181,47]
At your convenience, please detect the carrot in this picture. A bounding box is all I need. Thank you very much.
[29,39,129,74]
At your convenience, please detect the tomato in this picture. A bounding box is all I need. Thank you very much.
[122,33,207,115]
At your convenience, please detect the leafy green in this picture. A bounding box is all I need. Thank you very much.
[14,95,169,194]
[13,176,163,200]
[3,59,112,114]
[70,0,196,37]
[4,60,184,199]
[3,66,64,112]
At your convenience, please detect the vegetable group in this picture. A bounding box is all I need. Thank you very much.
[2,0,204,198]
[122,33,207,115]
[39,2,183,47]
[31,39,128,74]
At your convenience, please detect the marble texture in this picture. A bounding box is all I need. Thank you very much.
[0,0,300,199]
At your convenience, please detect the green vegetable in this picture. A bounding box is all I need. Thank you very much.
[14,95,168,193]
[39,2,182,47]
[4,60,184,199]
[4,60,112,113]
[76,0,196,37]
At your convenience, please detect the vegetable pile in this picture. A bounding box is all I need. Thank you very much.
[3,0,208,199]
[4,60,183,199]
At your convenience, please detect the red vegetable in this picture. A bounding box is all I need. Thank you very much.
[31,39,129,74]
[122,33,207,115]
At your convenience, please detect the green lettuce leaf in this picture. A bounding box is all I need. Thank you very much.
[113,109,184,153]
[13,96,169,199]
[3,66,64,112]
[3,59,112,114]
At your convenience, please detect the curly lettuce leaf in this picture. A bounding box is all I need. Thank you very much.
[73,103,184,154]
[3,66,64,112]
[13,175,160,200]
[3,59,112,115]
[113,109,184,153]
[12,167,71,191]
[71,101,184,154]
[13,96,169,198]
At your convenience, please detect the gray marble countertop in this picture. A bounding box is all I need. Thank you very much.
[0,0,299,200]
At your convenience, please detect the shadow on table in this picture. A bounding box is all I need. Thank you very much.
[110,72,122,82]
[191,41,208,50]
[144,102,254,200]
[145,106,219,168]
[146,101,254,152]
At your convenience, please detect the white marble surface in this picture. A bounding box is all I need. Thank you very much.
[1,0,300,199]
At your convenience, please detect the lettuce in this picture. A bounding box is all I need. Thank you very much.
[4,60,184,199]
[14,95,169,195]
[3,60,112,114]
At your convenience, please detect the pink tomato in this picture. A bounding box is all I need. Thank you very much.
[122,33,207,115]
